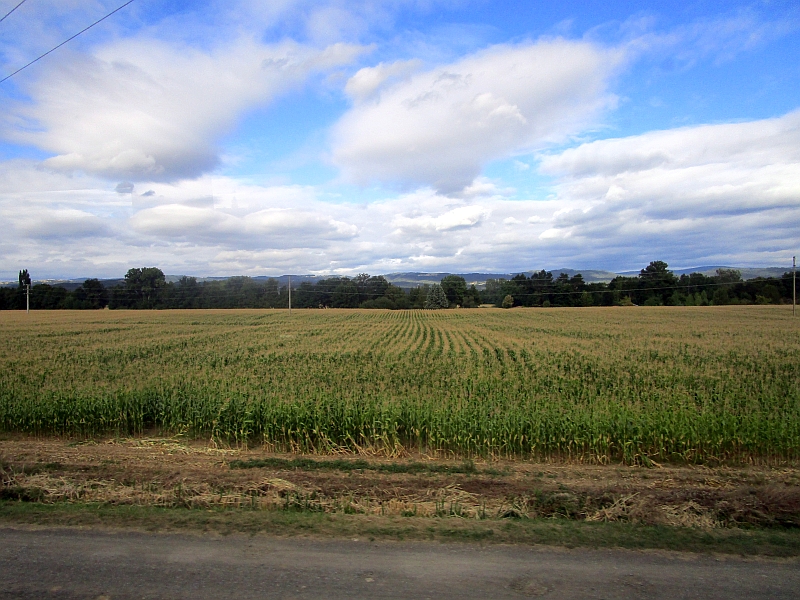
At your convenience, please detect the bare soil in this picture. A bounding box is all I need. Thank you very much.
[2,434,799,530]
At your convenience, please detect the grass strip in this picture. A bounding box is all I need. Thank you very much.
[2,501,799,557]
[228,457,503,476]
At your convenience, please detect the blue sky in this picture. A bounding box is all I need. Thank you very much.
[0,0,798,279]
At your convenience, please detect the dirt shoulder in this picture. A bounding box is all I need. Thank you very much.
[2,434,799,556]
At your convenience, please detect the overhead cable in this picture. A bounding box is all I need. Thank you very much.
[0,0,135,84]
[0,0,27,24]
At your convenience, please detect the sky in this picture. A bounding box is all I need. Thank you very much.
[0,0,798,279]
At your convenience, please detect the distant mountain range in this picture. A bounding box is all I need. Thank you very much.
[2,265,792,290]
[615,266,791,281]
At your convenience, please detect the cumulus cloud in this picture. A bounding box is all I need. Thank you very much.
[10,208,111,240]
[535,110,800,266]
[5,38,365,181]
[540,110,800,211]
[130,204,357,248]
[331,40,622,193]
[0,98,800,279]
[344,59,422,101]
[392,205,490,234]
[2,107,799,279]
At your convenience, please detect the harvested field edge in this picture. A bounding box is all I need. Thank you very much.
[3,436,800,530]
[2,501,800,557]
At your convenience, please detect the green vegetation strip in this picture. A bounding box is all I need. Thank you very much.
[2,501,799,557]
[229,457,501,475]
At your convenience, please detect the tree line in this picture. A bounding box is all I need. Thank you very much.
[482,261,795,308]
[0,261,795,310]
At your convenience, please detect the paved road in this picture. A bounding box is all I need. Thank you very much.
[1,527,798,599]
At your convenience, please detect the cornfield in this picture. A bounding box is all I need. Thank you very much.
[1,307,798,463]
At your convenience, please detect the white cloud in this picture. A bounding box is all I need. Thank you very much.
[513,160,531,171]
[4,38,365,181]
[331,39,622,193]
[345,59,422,101]
[130,204,357,247]
[4,104,800,280]
[540,110,800,211]
[10,208,111,239]
[392,204,491,234]
[534,110,800,266]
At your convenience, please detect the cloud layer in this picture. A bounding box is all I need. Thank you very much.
[535,110,800,265]
[5,38,364,181]
[0,2,797,279]
[2,110,798,279]
[332,40,622,193]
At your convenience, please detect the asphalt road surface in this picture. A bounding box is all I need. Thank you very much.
[1,527,798,599]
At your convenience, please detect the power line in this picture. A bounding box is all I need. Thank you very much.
[0,0,27,24]
[0,0,135,84]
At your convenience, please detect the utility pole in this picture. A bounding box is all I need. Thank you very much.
[25,283,30,314]
[288,275,292,315]
[793,256,796,317]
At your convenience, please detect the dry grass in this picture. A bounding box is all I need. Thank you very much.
[2,435,799,529]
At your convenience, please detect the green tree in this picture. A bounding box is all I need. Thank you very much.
[553,273,572,306]
[362,276,390,302]
[760,284,781,304]
[712,288,729,305]
[440,275,467,307]
[383,284,410,309]
[638,261,677,304]
[462,285,481,308]
[498,278,523,307]
[424,284,449,309]
[32,284,68,309]
[123,267,166,307]
[502,294,514,308]
[482,278,503,305]
[408,286,429,309]
[332,279,360,308]
[569,273,586,291]
[667,290,683,306]
[527,270,554,306]
[264,278,280,308]
[69,279,108,309]
[170,276,199,309]
[293,281,319,308]
[715,268,742,284]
